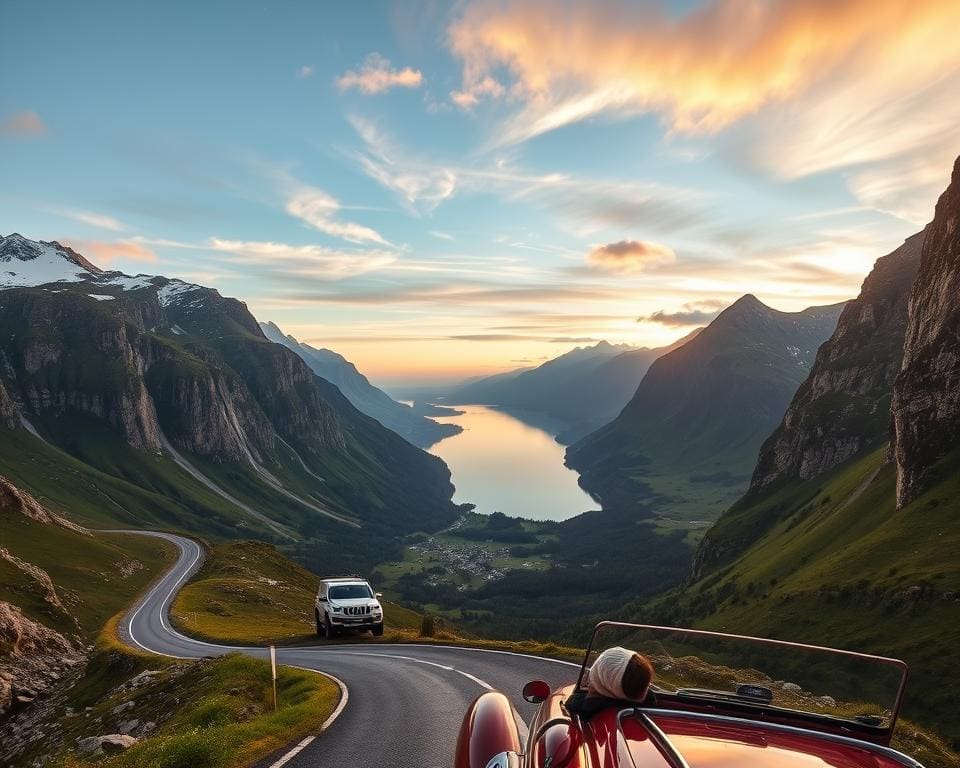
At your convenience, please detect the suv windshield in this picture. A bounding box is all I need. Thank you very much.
[577,623,907,734]
[329,584,373,600]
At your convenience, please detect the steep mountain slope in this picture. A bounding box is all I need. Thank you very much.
[567,296,844,520]
[445,336,696,442]
[749,232,923,494]
[892,155,960,507]
[668,157,960,751]
[0,234,458,559]
[260,321,459,448]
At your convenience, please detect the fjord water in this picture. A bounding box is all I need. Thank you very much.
[428,404,595,521]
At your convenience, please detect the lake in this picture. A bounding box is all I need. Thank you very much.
[427,404,596,521]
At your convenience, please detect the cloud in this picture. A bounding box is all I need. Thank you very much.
[451,75,505,108]
[0,110,47,137]
[640,300,726,327]
[587,240,675,274]
[337,53,423,94]
[208,238,396,279]
[296,65,314,79]
[450,333,601,342]
[57,209,126,232]
[429,230,455,241]
[67,239,157,266]
[446,0,960,220]
[349,116,457,212]
[285,185,390,245]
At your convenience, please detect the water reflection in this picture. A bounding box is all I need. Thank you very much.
[429,404,595,521]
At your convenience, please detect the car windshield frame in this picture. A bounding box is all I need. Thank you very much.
[329,583,373,600]
[575,621,909,742]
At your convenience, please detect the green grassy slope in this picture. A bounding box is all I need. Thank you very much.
[0,511,173,641]
[645,446,960,747]
[172,541,422,645]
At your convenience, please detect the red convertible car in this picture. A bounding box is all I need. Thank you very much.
[455,622,923,768]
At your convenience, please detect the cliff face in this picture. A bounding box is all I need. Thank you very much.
[749,232,923,492]
[892,155,960,506]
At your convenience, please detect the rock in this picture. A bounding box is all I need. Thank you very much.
[892,154,960,506]
[818,695,837,707]
[76,734,137,756]
[782,682,802,692]
[111,700,135,715]
[117,718,140,735]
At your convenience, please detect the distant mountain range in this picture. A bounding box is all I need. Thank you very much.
[654,155,960,747]
[445,335,699,442]
[566,295,846,520]
[0,234,458,571]
[259,321,461,449]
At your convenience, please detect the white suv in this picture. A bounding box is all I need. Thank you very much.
[315,577,384,638]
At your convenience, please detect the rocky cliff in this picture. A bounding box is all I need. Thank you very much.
[892,155,960,506]
[749,232,923,492]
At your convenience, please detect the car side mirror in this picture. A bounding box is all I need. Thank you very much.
[318,596,328,602]
[522,680,551,704]
[375,592,383,599]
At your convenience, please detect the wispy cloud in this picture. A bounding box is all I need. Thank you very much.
[337,53,423,94]
[208,238,395,278]
[587,239,675,274]
[296,64,314,79]
[446,0,960,220]
[0,110,47,137]
[57,208,127,232]
[429,230,455,241]
[349,116,457,212]
[285,184,390,245]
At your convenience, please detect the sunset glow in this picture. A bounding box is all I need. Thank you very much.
[3,0,957,385]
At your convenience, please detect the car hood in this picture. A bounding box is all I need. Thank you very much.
[588,710,912,768]
[330,598,379,607]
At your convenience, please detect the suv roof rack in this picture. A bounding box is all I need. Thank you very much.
[320,575,366,582]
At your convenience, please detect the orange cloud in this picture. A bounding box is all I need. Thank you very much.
[587,240,675,274]
[337,53,423,94]
[447,0,960,155]
[69,239,158,266]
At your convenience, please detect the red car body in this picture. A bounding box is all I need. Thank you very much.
[455,623,923,768]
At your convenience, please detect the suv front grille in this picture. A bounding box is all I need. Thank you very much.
[344,606,370,616]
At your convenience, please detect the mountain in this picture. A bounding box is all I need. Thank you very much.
[749,232,924,494]
[0,234,458,568]
[567,296,845,521]
[259,321,460,449]
[445,336,697,442]
[892,155,960,507]
[659,157,960,752]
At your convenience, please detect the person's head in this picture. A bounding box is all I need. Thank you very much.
[586,646,655,702]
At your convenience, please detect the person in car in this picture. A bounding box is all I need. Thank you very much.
[568,646,655,715]
[587,646,655,702]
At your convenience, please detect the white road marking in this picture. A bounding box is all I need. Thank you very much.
[337,651,495,690]
[268,736,315,768]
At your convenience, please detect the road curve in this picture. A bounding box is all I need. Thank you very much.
[114,531,581,767]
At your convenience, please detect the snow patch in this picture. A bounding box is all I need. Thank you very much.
[87,294,115,301]
[156,280,202,307]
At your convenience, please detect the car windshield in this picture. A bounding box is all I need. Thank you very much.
[576,623,907,733]
[329,584,373,600]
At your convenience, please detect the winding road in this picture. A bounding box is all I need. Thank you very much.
[115,531,580,767]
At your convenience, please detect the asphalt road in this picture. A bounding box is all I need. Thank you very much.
[115,531,581,767]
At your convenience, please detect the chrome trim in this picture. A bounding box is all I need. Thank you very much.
[484,751,519,768]
[631,708,924,768]
[630,711,691,768]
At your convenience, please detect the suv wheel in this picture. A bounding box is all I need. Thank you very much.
[372,622,384,637]
[325,614,338,638]
[316,610,325,638]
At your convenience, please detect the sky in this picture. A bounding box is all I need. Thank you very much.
[2,0,959,387]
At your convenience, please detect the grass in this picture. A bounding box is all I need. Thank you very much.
[0,513,174,640]
[169,539,586,665]
[51,650,339,768]
[171,540,421,645]
[652,445,960,757]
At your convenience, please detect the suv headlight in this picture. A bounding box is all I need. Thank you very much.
[331,605,342,613]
